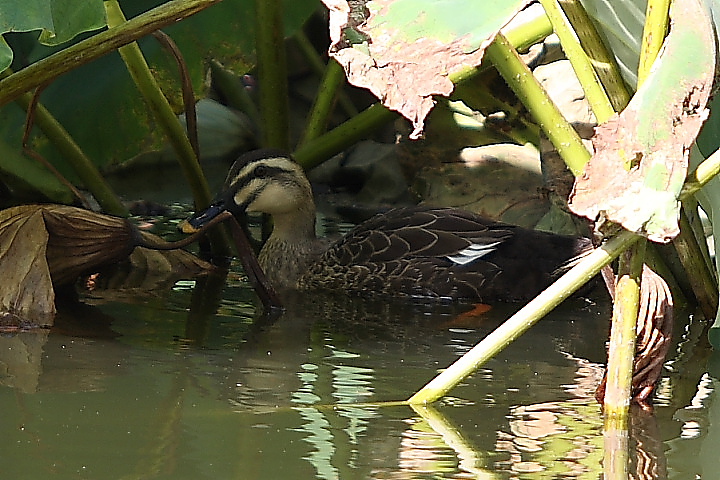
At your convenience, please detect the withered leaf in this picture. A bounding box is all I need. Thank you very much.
[323,0,531,139]
[0,207,55,326]
[0,205,213,327]
[569,0,714,242]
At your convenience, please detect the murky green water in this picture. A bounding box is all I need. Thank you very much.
[2,262,718,479]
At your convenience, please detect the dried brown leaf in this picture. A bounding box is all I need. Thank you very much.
[0,205,212,326]
[324,0,531,138]
[569,0,714,242]
[0,206,55,325]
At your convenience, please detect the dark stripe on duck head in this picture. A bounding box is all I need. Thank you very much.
[222,150,309,212]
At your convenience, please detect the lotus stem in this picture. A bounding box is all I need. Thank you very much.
[255,0,289,149]
[105,0,213,209]
[673,209,718,319]
[0,0,222,108]
[12,77,127,216]
[299,59,349,146]
[485,32,590,176]
[295,13,555,170]
[294,31,358,118]
[408,229,640,404]
[638,0,672,87]
[294,103,397,170]
[557,0,631,110]
[539,0,615,122]
[603,241,645,424]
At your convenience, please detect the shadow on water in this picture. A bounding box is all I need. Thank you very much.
[0,263,716,479]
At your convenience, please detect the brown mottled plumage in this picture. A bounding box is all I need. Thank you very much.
[187,149,593,302]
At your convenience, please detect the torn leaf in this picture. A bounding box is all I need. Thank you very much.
[323,0,531,138]
[569,0,714,242]
[0,205,213,327]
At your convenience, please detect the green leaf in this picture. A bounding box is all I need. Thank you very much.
[0,104,75,203]
[0,0,106,71]
[0,0,319,195]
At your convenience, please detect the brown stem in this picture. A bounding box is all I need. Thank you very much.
[138,210,283,311]
[151,30,200,159]
[22,84,90,208]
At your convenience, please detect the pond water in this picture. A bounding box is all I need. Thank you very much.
[1,216,718,479]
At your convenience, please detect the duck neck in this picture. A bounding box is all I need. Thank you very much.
[258,200,320,289]
[268,199,317,243]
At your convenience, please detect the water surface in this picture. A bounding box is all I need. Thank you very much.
[0,257,717,479]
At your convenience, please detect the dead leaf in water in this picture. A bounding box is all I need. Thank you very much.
[0,205,138,325]
[0,205,212,327]
[0,207,55,326]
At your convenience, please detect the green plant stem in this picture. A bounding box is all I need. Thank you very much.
[294,31,357,118]
[104,0,212,209]
[255,0,289,149]
[0,0,221,108]
[294,102,397,169]
[0,67,128,216]
[209,60,260,125]
[539,0,615,122]
[638,0,671,87]
[406,147,720,405]
[295,13,555,170]
[298,59,347,146]
[682,146,720,198]
[486,32,590,176]
[674,208,718,319]
[558,0,631,111]
[604,241,645,424]
[503,9,555,52]
[18,92,128,216]
[451,13,554,85]
[407,229,640,404]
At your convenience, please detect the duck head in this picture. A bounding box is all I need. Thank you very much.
[182,149,314,232]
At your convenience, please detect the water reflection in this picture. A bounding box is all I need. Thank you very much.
[0,272,712,479]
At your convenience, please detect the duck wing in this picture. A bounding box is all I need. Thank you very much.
[302,206,590,301]
[336,207,513,263]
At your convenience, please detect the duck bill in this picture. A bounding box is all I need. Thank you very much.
[179,201,230,234]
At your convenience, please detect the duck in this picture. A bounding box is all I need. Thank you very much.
[185,149,595,302]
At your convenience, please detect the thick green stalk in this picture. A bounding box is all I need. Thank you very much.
[638,0,671,87]
[603,242,645,424]
[295,14,554,170]
[682,147,720,198]
[406,146,720,405]
[539,0,615,122]
[485,32,590,176]
[502,10,554,53]
[558,0,631,110]
[294,103,397,170]
[0,0,221,108]
[0,66,128,216]
[104,0,212,209]
[674,209,718,318]
[408,229,640,404]
[298,59,347,146]
[255,0,289,149]
[294,32,358,118]
[17,92,128,216]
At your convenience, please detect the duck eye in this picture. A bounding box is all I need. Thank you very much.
[254,165,269,178]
